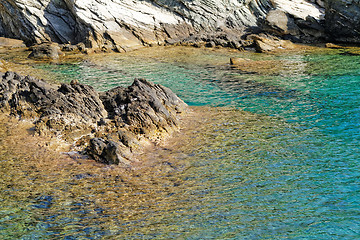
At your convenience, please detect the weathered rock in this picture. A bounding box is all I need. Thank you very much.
[247,34,295,52]
[0,0,273,51]
[0,71,107,137]
[100,78,187,136]
[271,0,324,20]
[28,43,64,60]
[0,37,26,48]
[261,10,300,36]
[325,0,360,43]
[325,43,344,49]
[0,71,187,165]
[88,138,132,166]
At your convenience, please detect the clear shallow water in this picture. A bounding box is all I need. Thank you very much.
[1,46,360,239]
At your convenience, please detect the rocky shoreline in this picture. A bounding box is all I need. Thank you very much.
[0,71,187,166]
[1,0,359,57]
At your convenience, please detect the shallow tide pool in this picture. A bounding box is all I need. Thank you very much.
[1,46,359,239]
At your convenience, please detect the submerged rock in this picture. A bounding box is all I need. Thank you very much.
[0,71,187,165]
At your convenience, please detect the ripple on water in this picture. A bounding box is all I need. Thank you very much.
[1,46,360,239]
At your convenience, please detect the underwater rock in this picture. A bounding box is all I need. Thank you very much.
[0,71,186,165]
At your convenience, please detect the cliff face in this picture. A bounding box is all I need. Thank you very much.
[325,0,360,43]
[1,0,355,49]
[0,0,272,49]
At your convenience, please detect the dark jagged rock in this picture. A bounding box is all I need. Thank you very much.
[258,9,326,44]
[0,0,272,51]
[0,71,106,137]
[100,78,187,133]
[325,0,360,43]
[88,138,132,166]
[0,71,187,165]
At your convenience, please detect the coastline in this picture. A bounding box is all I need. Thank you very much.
[0,42,359,169]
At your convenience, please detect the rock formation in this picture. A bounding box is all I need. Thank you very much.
[325,0,360,43]
[1,0,359,48]
[0,71,187,165]
[0,0,272,50]
[0,0,332,51]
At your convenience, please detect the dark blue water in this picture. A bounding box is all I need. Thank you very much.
[1,47,360,239]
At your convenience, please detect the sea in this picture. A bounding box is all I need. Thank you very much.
[0,46,359,239]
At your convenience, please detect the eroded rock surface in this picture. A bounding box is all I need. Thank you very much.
[325,0,360,43]
[0,0,273,50]
[0,71,187,165]
[28,43,64,59]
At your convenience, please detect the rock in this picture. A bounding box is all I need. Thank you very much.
[0,71,187,165]
[0,37,26,48]
[28,43,64,60]
[0,0,274,51]
[59,44,79,52]
[254,39,276,52]
[325,0,360,43]
[271,0,324,21]
[325,43,344,49]
[0,71,107,137]
[248,34,295,53]
[100,78,187,135]
[230,58,251,65]
[87,138,132,166]
[262,10,300,36]
[294,16,325,41]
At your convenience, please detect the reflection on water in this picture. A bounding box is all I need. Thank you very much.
[1,46,360,239]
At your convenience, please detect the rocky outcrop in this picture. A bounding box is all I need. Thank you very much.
[7,0,356,51]
[2,0,359,50]
[0,37,26,48]
[0,71,107,137]
[325,0,360,43]
[261,10,300,36]
[246,34,295,52]
[28,43,64,59]
[0,0,273,51]
[0,71,187,165]
[259,7,326,43]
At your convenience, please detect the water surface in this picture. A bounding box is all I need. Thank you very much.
[0,46,359,239]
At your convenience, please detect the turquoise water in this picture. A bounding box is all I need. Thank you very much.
[1,47,360,239]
